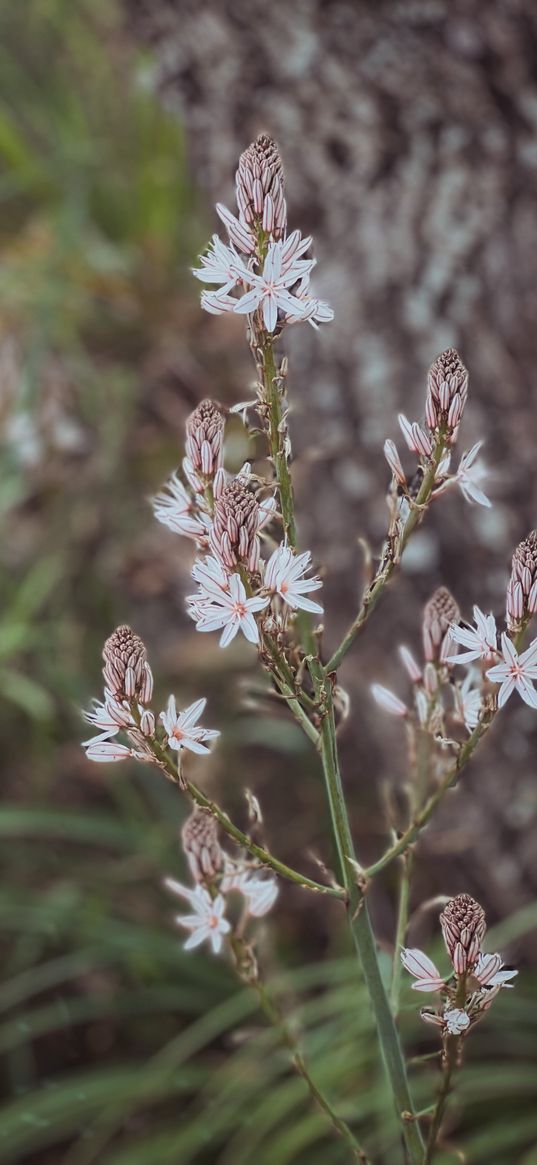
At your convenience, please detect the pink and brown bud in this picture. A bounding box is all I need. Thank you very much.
[425,348,468,442]
[181,808,223,884]
[507,530,537,630]
[185,399,225,478]
[210,478,261,571]
[440,893,486,975]
[422,587,460,663]
[102,625,153,705]
[235,135,286,239]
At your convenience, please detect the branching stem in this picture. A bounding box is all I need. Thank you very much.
[231,935,370,1163]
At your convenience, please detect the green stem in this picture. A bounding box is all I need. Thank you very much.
[143,732,341,898]
[327,441,448,674]
[314,696,425,1164]
[253,330,424,1161]
[231,936,370,1163]
[364,711,494,879]
[424,1056,454,1164]
[389,850,413,1016]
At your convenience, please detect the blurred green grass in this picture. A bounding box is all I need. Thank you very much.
[0,1,536,1162]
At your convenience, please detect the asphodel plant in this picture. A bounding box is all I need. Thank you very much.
[83,136,529,1165]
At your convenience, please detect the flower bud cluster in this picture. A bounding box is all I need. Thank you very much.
[192,134,333,331]
[236,134,286,239]
[506,529,537,631]
[83,628,219,768]
[401,894,517,1043]
[383,349,490,514]
[164,808,279,955]
[185,399,225,480]
[425,348,468,443]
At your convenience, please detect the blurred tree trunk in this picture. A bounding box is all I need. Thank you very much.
[125,0,537,932]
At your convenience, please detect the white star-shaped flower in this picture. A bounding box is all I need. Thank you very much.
[165,879,231,954]
[234,240,313,332]
[453,671,483,730]
[222,862,279,918]
[486,633,537,708]
[192,234,247,295]
[160,696,220,754]
[188,571,269,647]
[264,543,323,614]
[456,442,491,507]
[82,734,134,764]
[152,473,207,541]
[446,606,497,664]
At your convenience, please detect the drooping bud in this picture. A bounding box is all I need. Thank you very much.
[506,530,537,631]
[185,399,225,479]
[210,478,261,571]
[102,625,153,705]
[422,587,460,663]
[181,808,223,884]
[440,893,486,975]
[235,135,286,239]
[426,348,468,443]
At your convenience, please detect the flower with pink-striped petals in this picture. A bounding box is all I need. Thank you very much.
[82,735,134,764]
[160,696,220,755]
[400,948,445,992]
[264,543,323,614]
[384,439,406,486]
[165,879,231,954]
[192,235,248,295]
[152,473,207,541]
[215,202,256,254]
[234,240,313,333]
[398,414,432,458]
[486,633,537,708]
[188,571,269,648]
[446,606,497,665]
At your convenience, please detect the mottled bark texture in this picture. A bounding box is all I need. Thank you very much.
[125,0,537,939]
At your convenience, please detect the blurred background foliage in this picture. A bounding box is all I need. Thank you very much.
[0,1,536,1163]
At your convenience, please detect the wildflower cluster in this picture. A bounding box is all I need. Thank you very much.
[384,347,490,519]
[82,626,219,770]
[402,894,516,1046]
[79,134,523,1164]
[164,808,278,955]
[373,531,537,748]
[193,134,333,330]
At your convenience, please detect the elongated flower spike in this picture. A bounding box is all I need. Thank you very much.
[185,399,225,480]
[426,348,468,444]
[422,588,460,664]
[401,894,517,1043]
[102,625,153,705]
[182,808,224,885]
[506,529,537,631]
[210,477,263,572]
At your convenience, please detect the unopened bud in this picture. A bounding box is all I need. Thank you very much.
[185,399,225,478]
[422,588,460,663]
[181,808,223,884]
[507,530,537,630]
[236,135,286,239]
[426,348,468,443]
[210,478,260,571]
[440,893,486,974]
[103,626,152,705]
